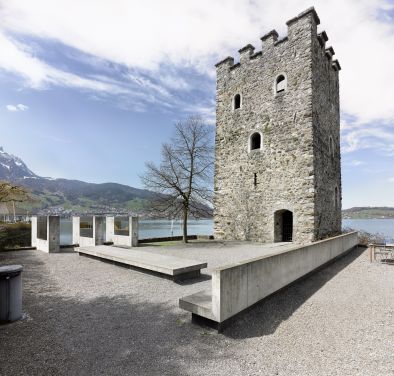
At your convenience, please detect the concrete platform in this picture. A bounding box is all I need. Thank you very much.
[179,232,359,331]
[77,245,207,281]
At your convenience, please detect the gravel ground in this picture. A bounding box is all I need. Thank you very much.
[0,243,393,376]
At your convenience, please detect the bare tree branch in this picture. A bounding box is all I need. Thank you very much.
[140,116,214,242]
[0,181,32,204]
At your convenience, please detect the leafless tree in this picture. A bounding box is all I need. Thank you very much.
[140,116,214,243]
[0,181,31,203]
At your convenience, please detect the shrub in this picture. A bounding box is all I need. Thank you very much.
[0,222,31,250]
[342,227,385,246]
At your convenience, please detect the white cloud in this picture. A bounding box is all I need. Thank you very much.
[347,160,365,166]
[6,103,29,112]
[388,177,394,183]
[0,0,393,125]
[342,125,394,155]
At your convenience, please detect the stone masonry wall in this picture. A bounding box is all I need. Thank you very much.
[311,30,342,238]
[213,8,341,243]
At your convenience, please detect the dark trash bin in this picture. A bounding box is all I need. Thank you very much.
[0,265,23,323]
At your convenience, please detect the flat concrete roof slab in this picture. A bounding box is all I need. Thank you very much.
[136,241,296,274]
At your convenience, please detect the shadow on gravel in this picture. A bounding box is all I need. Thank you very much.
[224,247,365,339]
[78,252,211,285]
[0,251,227,376]
[175,272,211,285]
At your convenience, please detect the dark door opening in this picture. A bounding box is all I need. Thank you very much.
[274,209,293,242]
[282,210,293,242]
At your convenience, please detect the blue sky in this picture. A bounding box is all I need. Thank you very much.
[0,0,393,209]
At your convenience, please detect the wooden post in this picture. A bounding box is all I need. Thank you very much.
[368,244,374,262]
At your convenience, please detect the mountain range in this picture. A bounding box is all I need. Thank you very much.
[3,147,389,219]
[0,146,155,215]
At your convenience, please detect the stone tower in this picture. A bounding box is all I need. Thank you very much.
[213,7,342,244]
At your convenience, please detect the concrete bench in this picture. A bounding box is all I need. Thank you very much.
[179,232,359,331]
[77,245,207,281]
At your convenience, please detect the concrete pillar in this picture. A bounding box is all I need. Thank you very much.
[106,216,114,243]
[72,216,80,245]
[130,216,139,247]
[94,216,106,245]
[31,216,37,248]
[48,216,60,252]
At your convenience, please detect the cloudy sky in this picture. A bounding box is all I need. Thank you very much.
[0,0,393,208]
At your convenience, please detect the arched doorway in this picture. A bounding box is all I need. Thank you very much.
[274,210,293,242]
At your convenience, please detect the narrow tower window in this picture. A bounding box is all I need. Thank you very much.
[275,74,287,93]
[233,94,241,110]
[329,136,334,158]
[250,132,262,151]
[254,173,257,188]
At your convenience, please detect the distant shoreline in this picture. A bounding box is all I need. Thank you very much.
[342,207,394,220]
[343,216,394,220]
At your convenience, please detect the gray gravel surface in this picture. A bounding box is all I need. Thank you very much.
[0,244,393,376]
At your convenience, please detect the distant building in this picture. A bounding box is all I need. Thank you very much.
[213,8,342,243]
[0,202,29,222]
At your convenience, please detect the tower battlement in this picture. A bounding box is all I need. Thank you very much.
[216,7,340,74]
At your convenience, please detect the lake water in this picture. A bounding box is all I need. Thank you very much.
[342,218,394,242]
[59,218,394,245]
[60,218,213,245]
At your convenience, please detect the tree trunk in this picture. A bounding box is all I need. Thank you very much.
[182,206,188,243]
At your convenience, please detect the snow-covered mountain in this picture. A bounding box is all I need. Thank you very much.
[0,146,212,216]
[0,147,37,180]
[0,146,154,214]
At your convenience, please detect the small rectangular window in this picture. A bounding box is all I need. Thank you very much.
[254,173,257,188]
[80,216,93,238]
[114,217,130,236]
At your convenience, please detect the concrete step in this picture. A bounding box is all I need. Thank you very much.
[179,289,215,321]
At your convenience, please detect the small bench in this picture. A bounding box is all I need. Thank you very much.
[368,243,394,263]
[77,245,207,281]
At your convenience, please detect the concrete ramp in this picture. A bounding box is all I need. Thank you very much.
[77,245,207,281]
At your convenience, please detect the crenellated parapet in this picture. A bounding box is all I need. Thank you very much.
[215,7,340,74]
[286,6,320,26]
[317,31,328,47]
[260,29,279,43]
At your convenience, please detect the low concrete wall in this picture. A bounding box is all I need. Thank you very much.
[31,216,60,253]
[79,235,95,247]
[212,232,358,322]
